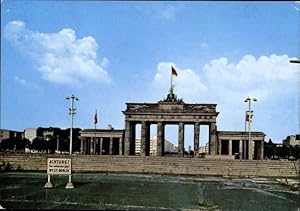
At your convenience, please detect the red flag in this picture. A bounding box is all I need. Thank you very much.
[94,110,98,124]
[245,113,249,122]
[171,66,178,77]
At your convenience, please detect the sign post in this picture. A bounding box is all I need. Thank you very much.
[45,158,74,189]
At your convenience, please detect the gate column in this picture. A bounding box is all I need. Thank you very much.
[194,122,200,153]
[99,137,103,155]
[130,123,136,155]
[91,137,94,155]
[141,121,147,156]
[93,137,96,155]
[146,122,150,156]
[248,139,253,160]
[80,137,83,154]
[178,122,185,157]
[157,122,165,156]
[228,140,232,156]
[109,137,113,155]
[83,137,86,155]
[239,140,243,159]
[124,120,131,155]
[209,122,217,155]
[124,120,136,155]
[218,139,222,155]
[119,137,123,155]
[260,140,264,160]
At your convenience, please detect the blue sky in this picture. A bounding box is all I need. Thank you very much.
[1,1,300,147]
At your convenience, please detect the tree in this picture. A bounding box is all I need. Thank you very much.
[15,138,30,151]
[295,146,300,159]
[72,135,81,153]
[59,138,69,152]
[290,145,300,160]
[47,137,57,154]
[275,146,288,159]
[31,137,47,152]
[0,138,15,151]
[264,141,276,159]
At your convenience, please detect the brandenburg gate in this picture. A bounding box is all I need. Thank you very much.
[123,93,219,157]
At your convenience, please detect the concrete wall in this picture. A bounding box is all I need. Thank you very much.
[0,154,299,178]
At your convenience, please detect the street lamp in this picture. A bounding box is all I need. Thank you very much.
[66,94,79,155]
[244,97,257,160]
[289,59,300,193]
[65,94,78,189]
[290,59,300,134]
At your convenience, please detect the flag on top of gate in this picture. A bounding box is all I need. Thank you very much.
[94,110,98,125]
[171,66,178,77]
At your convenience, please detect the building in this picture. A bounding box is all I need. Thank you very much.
[80,125,124,155]
[123,93,219,157]
[135,137,177,155]
[283,135,300,146]
[36,127,62,139]
[217,131,265,160]
[0,129,23,143]
[24,128,37,142]
[164,138,178,153]
[198,143,209,154]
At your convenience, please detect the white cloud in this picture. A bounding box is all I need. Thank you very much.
[203,54,298,101]
[153,54,299,142]
[204,54,298,138]
[5,20,111,85]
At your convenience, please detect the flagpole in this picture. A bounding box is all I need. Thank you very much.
[244,111,247,159]
[94,121,96,155]
[170,71,173,95]
[245,111,247,133]
[94,109,97,155]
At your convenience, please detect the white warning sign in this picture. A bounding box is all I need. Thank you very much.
[47,158,71,175]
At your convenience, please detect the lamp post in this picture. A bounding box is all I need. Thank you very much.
[289,59,300,195]
[66,94,79,155]
[290,59,300,141]
[244,97,257,160]
[65,94,78,189]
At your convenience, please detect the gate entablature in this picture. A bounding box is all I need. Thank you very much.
[124,101,218,114]
[123,102,219,123]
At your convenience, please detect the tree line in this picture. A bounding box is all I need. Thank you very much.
[1,136,300,159]
[264,139,300,160]
[0,132,81,154]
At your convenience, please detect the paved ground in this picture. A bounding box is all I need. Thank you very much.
[0,172,299,210]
